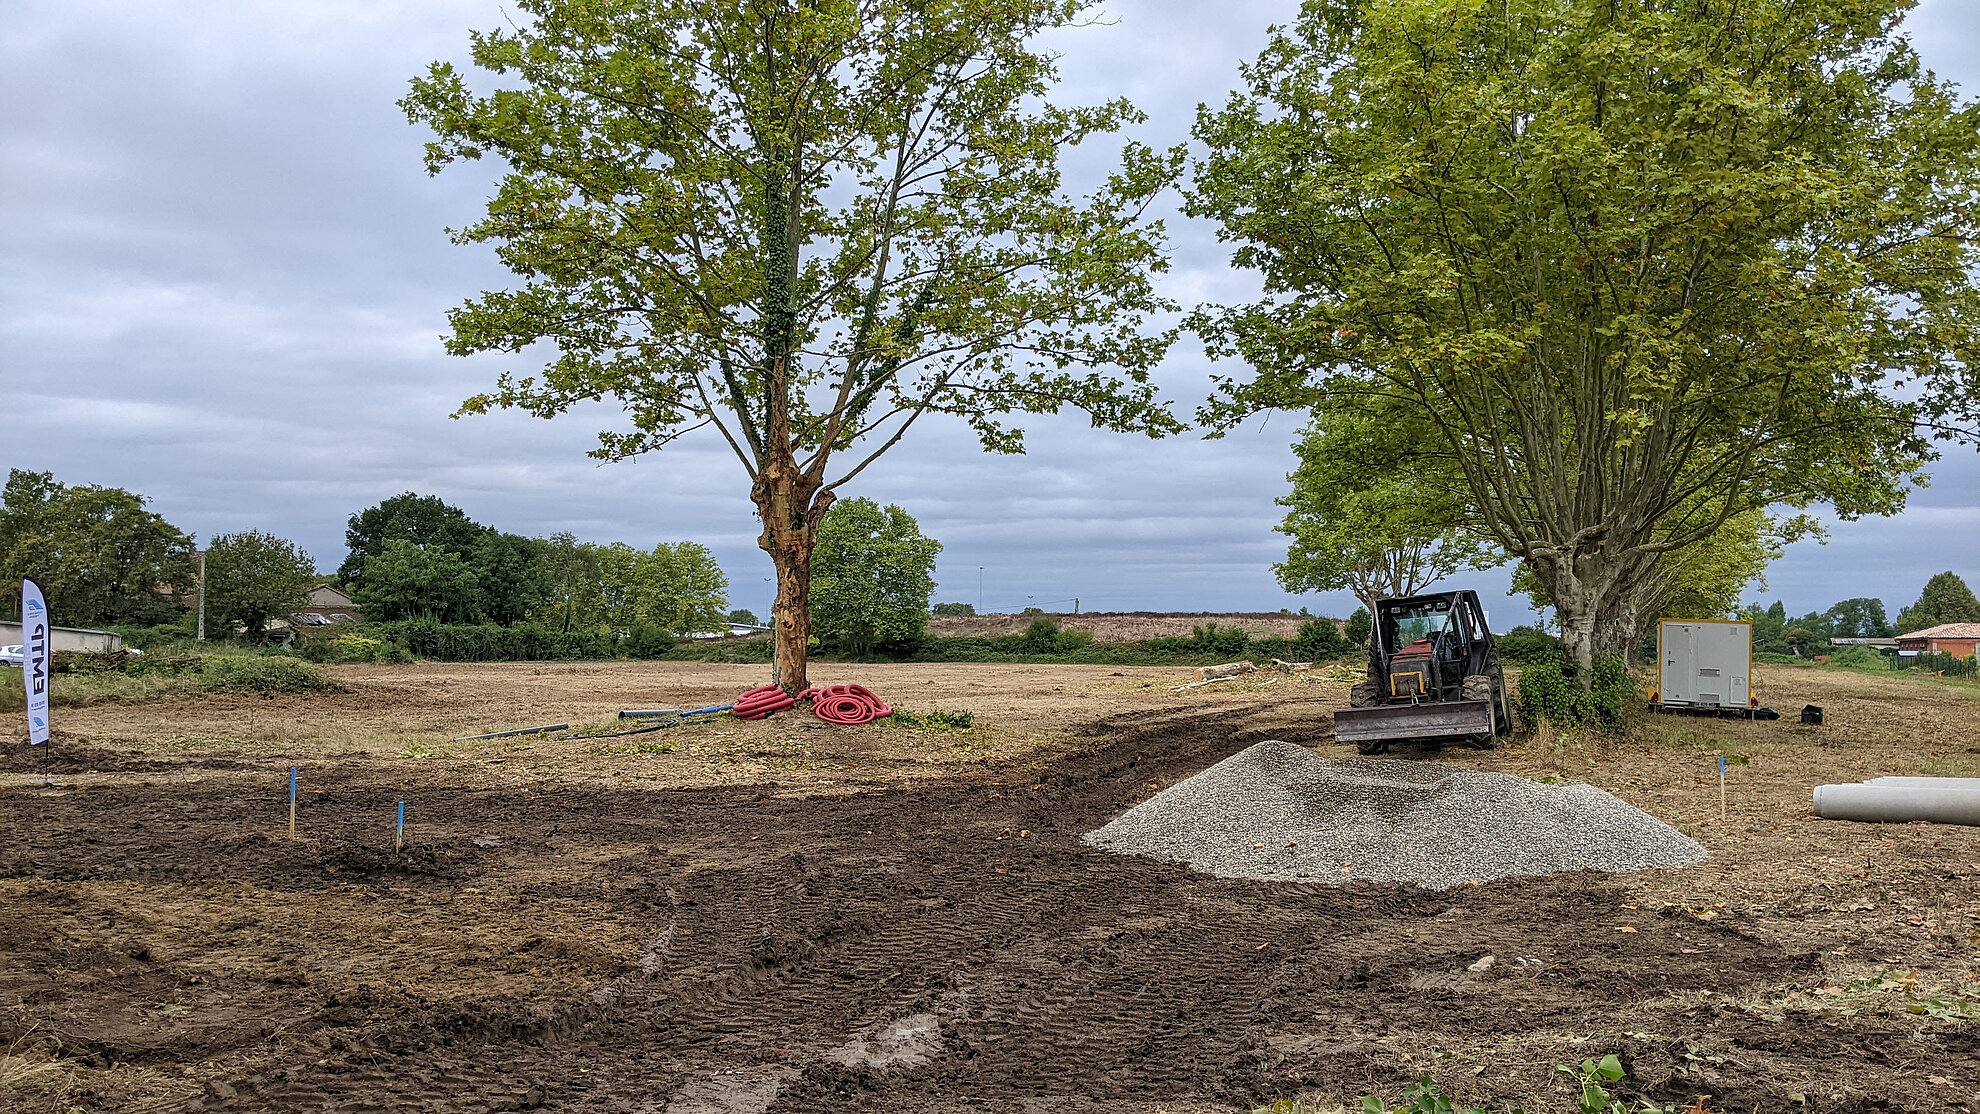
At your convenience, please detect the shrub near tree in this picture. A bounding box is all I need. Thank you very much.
[1344,608,1372,648]
[810,499,940,657]
[202,530,315,640]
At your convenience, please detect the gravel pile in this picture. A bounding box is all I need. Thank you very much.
[1084,740,1705,890]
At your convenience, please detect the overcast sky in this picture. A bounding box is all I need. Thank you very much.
[3,1,1976,625]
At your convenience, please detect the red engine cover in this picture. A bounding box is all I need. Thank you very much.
[1393,638,1435,660]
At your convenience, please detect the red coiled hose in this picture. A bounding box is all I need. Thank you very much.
[729,681,893,724]
[803,683,892,725]
[732,683,795,720]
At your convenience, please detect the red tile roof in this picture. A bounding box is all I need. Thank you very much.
[1897,622,1980,640]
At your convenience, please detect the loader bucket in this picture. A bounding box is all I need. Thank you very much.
[1333,699,1494,744]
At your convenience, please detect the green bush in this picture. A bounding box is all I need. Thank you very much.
[299,634,414,664]
[0,650,340,709]
[1291,618,1350,661]
[1515,653,1637,733]
[666,636,775,663]
[129,651,210,677]
[110,621,199,652]
[1825,644,1888,671]
[360,619,619,662]
[890,708,974,729]
[202,655,339,693]
[621,622,676,660]
[1495,625,1563,665]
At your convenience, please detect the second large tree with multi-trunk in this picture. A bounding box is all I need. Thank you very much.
[1190,0,1980,675]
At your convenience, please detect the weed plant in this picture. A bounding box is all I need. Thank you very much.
[888,708,974,729]
[1257,1053,1682,1114]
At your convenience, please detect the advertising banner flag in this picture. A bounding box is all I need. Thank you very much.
[22,577,50,745]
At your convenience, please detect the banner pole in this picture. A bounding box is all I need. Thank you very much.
[22,577,52,785]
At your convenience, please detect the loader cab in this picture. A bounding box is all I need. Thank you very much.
[1370,591,1497,702]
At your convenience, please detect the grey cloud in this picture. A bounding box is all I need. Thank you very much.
[1,0,1974,626]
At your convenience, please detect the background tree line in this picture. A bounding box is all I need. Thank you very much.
[0,472,954,661]
[1744,572,1980,657]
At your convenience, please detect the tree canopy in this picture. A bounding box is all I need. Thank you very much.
[0,469,193,625]
[1188,0,1980,673]
[339,494,547,624]
[1275,399,1501,613]
[203,530,315,640]
[339,493,488,585]
[353,540,482,622]
[591,542,730,637]
[1896,572,1980,633]
[810,498,940,656]
[404,0,1180,688]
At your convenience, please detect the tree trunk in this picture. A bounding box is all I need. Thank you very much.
[1530,549,1642,679]
[754,452,833,693]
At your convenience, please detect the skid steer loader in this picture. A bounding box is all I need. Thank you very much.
[1334,589,1512,755]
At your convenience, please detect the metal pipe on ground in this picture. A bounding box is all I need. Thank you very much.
[620,708,682,720]
[1812,783,1980,826]
[452,723,570,742]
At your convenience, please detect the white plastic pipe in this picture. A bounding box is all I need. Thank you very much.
[1813,783,1980,826]
[1865,776,1980,791]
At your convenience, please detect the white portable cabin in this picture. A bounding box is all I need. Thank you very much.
[1657,619,1752,709]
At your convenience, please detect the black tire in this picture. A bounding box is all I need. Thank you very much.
[1356,740,1390,755]
[1349,682,1379,708]
[1460,675,1498,749]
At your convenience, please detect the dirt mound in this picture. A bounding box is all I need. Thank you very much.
[1085,740,1707,889]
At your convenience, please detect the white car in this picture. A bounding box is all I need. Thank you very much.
[0,645,21,667]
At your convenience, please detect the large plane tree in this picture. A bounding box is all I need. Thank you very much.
[405,0,1179,689]
[1190,0,1980,675]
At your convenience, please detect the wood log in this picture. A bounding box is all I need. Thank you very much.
[1193,661,1257,682]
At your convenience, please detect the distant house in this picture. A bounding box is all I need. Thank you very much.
[294,584,363,628]
[686,622,773,640]
[1894,622,1980,658]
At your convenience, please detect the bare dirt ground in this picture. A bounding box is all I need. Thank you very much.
[2,662,1977,1113]
[925,611,1316,641]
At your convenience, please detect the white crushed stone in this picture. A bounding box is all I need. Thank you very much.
[1083,739,1705,890]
